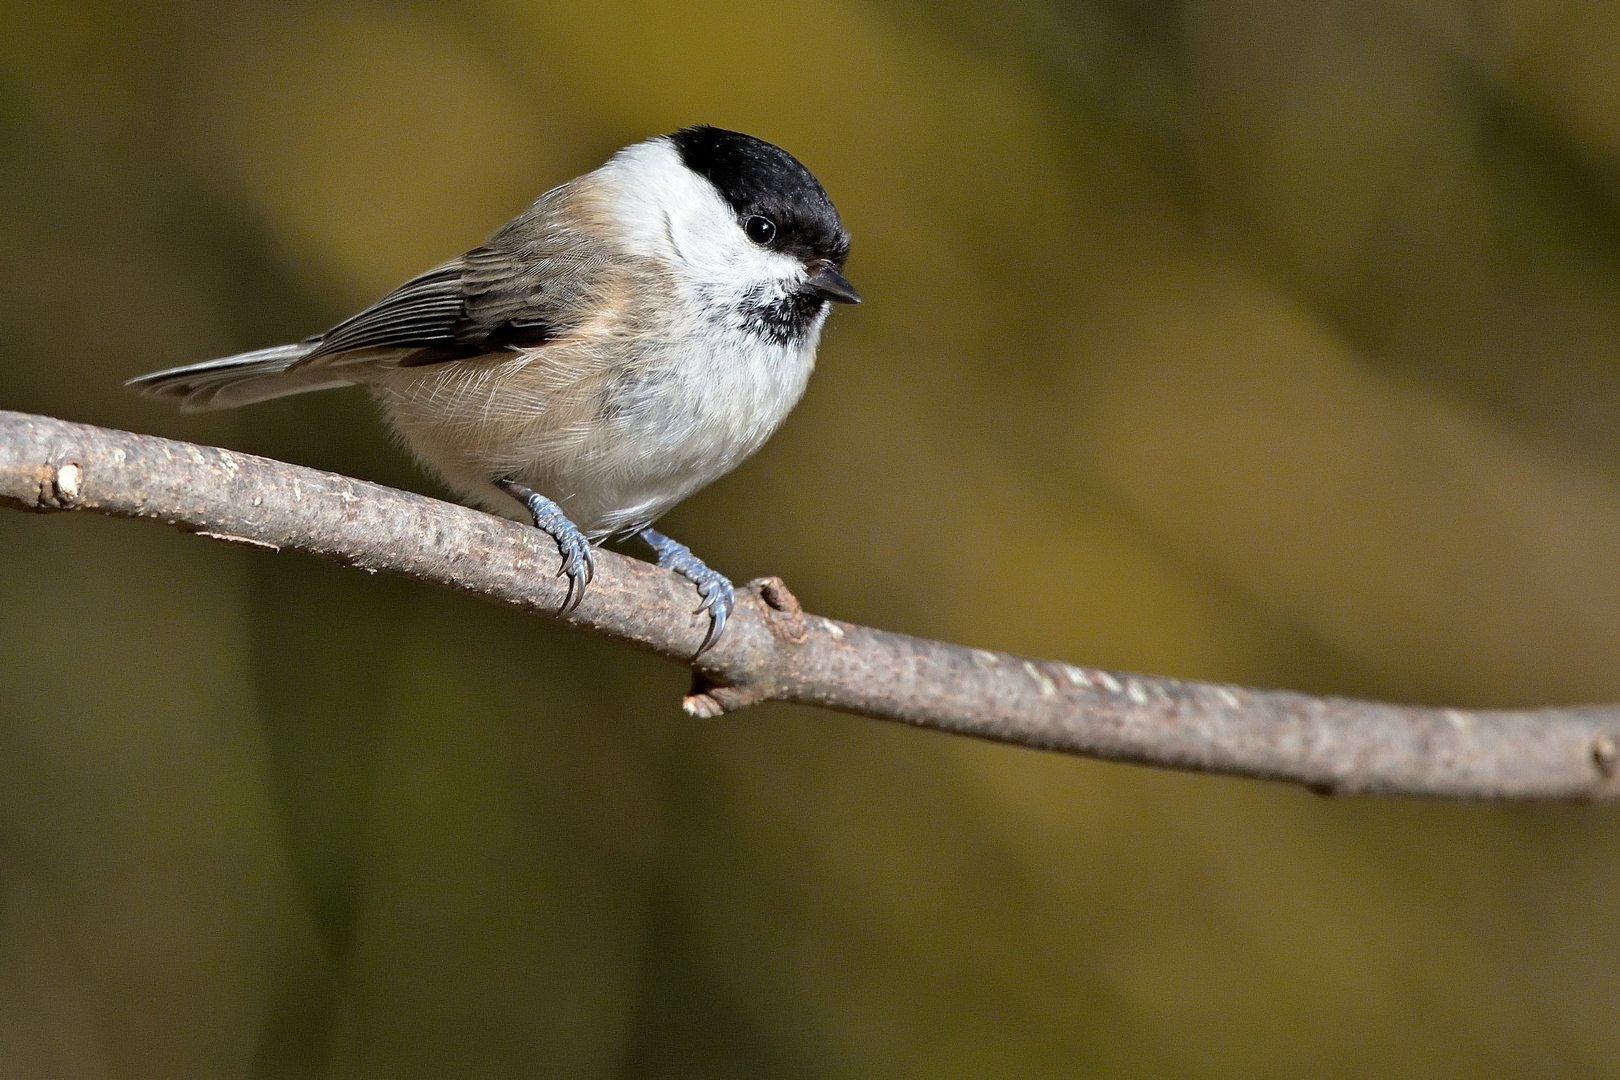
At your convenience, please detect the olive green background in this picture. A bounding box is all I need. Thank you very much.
[4,0,1620,1076]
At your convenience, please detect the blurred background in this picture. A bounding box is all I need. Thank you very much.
[3,0,1620,1075]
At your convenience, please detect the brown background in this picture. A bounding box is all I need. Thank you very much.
[3,0,1619,1075]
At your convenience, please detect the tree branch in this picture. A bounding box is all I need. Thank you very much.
[4,408,1617,801]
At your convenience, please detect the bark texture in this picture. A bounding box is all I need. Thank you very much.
[4,409,1617,800]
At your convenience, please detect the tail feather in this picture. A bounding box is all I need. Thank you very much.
[126,342,357,412]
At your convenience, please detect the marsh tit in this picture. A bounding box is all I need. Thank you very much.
[129,126,859,652]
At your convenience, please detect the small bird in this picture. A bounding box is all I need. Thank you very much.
[129,126,859,651]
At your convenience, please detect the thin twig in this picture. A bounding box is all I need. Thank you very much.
[4,409,1617,801]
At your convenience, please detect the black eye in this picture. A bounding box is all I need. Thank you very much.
[744,215,777,246]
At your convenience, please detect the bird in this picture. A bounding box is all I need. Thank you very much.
[128,126,859,652]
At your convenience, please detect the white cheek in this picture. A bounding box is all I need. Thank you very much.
[596,138,802,293]
[665,204,799,291]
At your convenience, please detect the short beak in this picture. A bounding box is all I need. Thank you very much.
[806,264,861,304]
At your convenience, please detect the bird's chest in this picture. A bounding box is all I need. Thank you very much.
[604,320,817,469]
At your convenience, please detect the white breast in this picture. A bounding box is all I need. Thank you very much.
[573,297,824,535]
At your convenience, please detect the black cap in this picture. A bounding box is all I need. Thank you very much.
[668,126,851,267]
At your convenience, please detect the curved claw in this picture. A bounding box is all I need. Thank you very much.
[637,527,735,655]
[497,478,595,616]
[694,576,735,655]
[555,533,595,614]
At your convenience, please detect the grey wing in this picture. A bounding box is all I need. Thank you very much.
[302,193,616,370]
[128,186,616,411]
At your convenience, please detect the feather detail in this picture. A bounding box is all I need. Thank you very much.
[124,343,354,411]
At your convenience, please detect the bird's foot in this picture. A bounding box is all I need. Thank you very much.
[496,479,594,613]
[637,527,734,654]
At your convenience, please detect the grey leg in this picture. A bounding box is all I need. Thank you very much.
[496,479,594,613]
[637,527,734,654]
